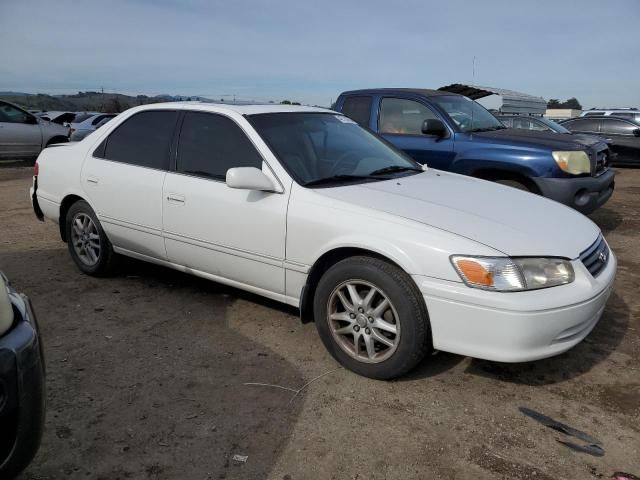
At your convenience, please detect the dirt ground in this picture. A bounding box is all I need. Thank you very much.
[1,163,638,480]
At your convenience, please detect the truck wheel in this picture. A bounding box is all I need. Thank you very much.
[313,256,431,379]
[65,200,117,276]
[495,179,532,192]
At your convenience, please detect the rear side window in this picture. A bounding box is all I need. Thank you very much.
[601,119,637,135]
[341,96,372,127]
[563,118,600,133]
[102,110,177,169]
[176,111,263,181]
[498,117,513,127]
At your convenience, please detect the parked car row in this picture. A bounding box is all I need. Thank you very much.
[0,100,118,160]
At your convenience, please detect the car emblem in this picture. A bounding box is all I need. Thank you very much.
[599,251,607,263]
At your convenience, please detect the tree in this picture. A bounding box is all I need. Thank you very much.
[563,97,582,110]
[280,100,292,105]
[547,99,561,108]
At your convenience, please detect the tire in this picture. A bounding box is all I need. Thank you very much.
[494,179,532,192]
[313,256,431,379]
[65,200,117,276]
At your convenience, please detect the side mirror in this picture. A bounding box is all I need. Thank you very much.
[633,129,640,137]
[226,167,276,192]
[25,115,39,125]
[421,119,447,138]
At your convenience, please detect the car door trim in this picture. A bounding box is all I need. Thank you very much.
[99,215,163,238]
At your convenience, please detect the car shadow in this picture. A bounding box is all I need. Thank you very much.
[589,206,623,235]
[463,291,630,385]
[3,248,306,480]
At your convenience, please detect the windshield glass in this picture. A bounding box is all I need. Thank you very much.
[431,95,504,132]
[72,113,93,124]
[248,113,421,186]
[538,117,571,134]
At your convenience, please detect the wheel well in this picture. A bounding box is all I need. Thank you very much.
[472,168,540,193]
[299,247,404,323]
[58,195,84,241]
[46,136,69,146]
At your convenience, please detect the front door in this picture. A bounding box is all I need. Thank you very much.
[81,110,179,260]
[163,111,288,294]
[377,97,455,170]
[0,102,42,158]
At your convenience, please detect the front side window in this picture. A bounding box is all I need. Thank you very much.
[601,119,637,135]
[431,95,505,132]
[176,111,263,180]
[0,102,32,124]
[102,110,177,169]
[249,113,421,186]
[341,96,372,127]
[379,98,439,135]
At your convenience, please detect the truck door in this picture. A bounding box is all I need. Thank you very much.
[377,97,455,170]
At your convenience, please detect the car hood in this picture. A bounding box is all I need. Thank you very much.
[475,128,602,150]
[315,171,600,258]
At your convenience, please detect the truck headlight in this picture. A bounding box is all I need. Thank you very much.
[451,256,574,291]
[552,151,590,175]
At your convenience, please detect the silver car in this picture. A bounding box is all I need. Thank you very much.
[0,100,70,160]
[69,113,117,141]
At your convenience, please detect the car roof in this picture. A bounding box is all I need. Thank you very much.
[568,115,634,121]
[339,88,457,98]
[128,101,334,116]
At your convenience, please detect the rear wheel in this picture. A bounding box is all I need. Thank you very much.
[65,201,116,276]
[314,256,431,379]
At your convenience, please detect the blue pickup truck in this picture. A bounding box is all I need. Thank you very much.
[334,89,615,213]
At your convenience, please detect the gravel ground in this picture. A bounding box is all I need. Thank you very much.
[1,163,638,480]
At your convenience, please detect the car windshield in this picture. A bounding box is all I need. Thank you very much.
[72,113,94,124]
[431,95,505,133]
[248,113,422,186]
[538,117,571,134]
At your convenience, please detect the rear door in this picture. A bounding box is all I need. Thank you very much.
[81,109,179,259]
[600,119,640,164]
[162,110,288,294]
[0,101,42,157]
[377,97,455,170]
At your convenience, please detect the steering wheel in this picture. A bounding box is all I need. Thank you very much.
[328,151,360,176]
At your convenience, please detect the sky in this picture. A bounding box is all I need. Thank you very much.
[1,0,638,108]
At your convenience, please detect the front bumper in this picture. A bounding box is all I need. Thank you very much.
[0,282,46,476]
[533,169,615,214]
[413,248,617,363]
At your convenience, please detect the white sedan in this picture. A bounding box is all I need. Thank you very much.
[31,103,616,379]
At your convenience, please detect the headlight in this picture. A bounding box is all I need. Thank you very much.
[552,151,590,175]
[451,256,574,291]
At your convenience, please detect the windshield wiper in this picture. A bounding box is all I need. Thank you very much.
[469,126,506,132]
[303,174,381,187]
[368,165,423,176]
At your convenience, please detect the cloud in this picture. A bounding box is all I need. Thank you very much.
[0,0,638,107]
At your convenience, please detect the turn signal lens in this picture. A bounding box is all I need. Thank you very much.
[455,259,493,286]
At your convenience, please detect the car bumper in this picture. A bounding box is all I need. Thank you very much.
[0,280,46,475]
[412,248,617,363]
[532,169,615,214]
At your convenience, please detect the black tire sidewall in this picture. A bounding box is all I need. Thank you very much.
[314,256,431,380]
[65,200,114,276]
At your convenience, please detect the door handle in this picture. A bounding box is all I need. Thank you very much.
[167,193,185,203]
[86,176,99,184]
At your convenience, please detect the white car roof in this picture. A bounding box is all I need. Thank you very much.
[130,102,335,116]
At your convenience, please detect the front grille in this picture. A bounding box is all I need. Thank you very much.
[593,148,610,176]
[580,236,609,277]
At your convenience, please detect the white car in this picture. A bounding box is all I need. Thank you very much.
[31,103,616,379]
[69,113,117,141]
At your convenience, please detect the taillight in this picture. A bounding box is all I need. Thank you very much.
[34,161,39,176]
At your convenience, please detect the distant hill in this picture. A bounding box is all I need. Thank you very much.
[0,91,214,113]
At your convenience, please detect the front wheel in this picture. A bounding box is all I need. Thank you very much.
[65,200,117,276]
[314,256,431,379]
